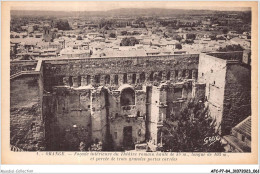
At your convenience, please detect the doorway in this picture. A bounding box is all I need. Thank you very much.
[123,126,133,148]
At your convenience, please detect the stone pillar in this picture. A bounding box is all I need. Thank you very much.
[81,76,88,86]
[100,75,105,86]
[119,74,124,86]
[162,71,166,81]
[170,71,175,82]
[178,70,182,79]
[72,76,78,87]
[63,77,70,86]
[90,75,95,85]
[192,69,198,80]
[127,74,132,84]
[146,72,151,82]
[185,69,189,79]
[136,73,140,84]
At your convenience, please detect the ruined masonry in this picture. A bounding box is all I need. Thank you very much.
[10,52,251,151]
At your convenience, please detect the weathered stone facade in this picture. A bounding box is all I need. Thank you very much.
[10,52,250,151]
[198,53,251,135]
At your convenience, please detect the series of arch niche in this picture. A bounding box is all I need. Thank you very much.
[120,87,135,106]
[65,70,198,87]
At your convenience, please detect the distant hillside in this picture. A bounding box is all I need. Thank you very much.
[11,8,248,18]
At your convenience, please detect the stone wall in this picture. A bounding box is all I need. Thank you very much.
[42,54,199,91]
[43,87,92,151]
[10,54,202,151]
[222,64,251,135]
[10,60,38,75]
[198,53,227,130]
[10,74,45,151]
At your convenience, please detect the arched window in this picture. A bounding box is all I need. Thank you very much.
[150,72,154,81]
[121,88,135,106]
[105,75,110,84]
[182,70,186,78]
[157,71,162,82]
[167,71,171,80]
[114,75,118,85]
[69,76,73,87]
[78,76,81,86]
[137,111,140,117]
[95,75,100,84]
[175,70,178,78]
[132,74,136,84]
[86,75,91,85]
[140,72,145,83]
[123,73,127,84]
[188,70,192,79]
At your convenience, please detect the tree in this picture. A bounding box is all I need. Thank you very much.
[209,35,217,41]
[217,44,244,52]
[109,33,116,38]
[185,39,194,44]
[55,19,71,30]
[186,33,196,40]
[223,28,228,34]
[120,37,139,46]
[121,31,127,36]
[76,36,83,40]
[175,44,182,50]
[161,100,224,152]
[174,35,182,42]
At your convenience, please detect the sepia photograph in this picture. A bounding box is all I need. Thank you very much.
[1,1,258,167]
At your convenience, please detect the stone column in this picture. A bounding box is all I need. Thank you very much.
[99,75,104,86]
[63,77,70,86]
[178,70,182,79]
[72,76,78,87]
[146,72,151,82]
[192,69,198,80]
[119,74,124,86]
[136,73,140,84]
[185,69,189,79]
[162,71,166,81]
[81,76,88,86]
[90,75,95,85]
[127,74,132,84]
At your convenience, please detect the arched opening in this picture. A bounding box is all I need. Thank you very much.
[86,75,91,85]
[132,74,136,84]
[114,75,118,85]
[78,76,81,86]
[123,73,127,84]
[95,75,100,84]
[69,76,73,87]
[149,72,154,81]
[140,72,145,83]
[175,70,178,78]
[121,88,135,106]
[137,111,140,117]
[105,75,110,84]
[182,70,186,78]
[157,71,162,82]
[188,70,192,79]
[167,71,171,80]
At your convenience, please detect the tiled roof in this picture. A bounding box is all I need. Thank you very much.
[223,135,251,152]
[233,116,251,139]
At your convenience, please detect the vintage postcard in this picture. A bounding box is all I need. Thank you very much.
[1,1,258,165]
